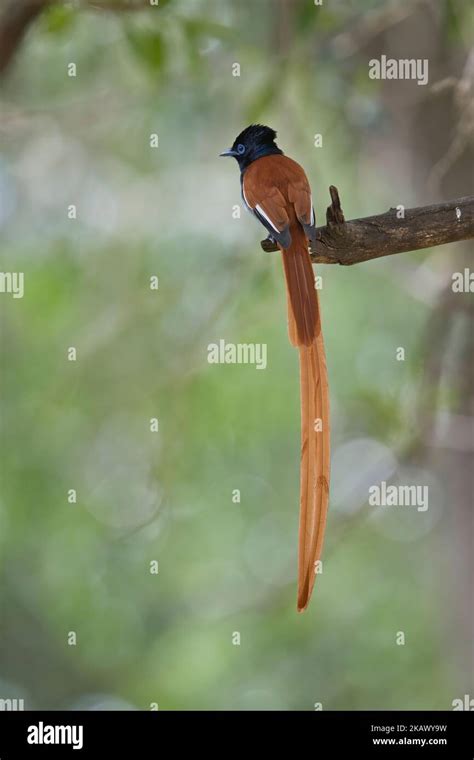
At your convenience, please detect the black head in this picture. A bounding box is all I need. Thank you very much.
[220,124,283,171]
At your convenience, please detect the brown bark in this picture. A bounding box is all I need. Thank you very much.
[0,0,52,76]
[261,187,474,265]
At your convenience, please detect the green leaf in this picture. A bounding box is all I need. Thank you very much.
[42,5,77,35]
[183,19,232,41]
[126,27,166,73]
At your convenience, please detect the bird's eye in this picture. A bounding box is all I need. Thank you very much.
[237,144,246,155]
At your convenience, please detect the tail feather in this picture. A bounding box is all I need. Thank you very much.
[280,227,330,612]
[282,245,319,346]
[297,331,330,611]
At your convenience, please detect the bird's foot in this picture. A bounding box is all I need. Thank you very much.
[260,235,279,253]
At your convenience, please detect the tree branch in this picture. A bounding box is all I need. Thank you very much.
[0,0,52,76]
[0,0,154,77]
[86,1,155,9]
[261,188,474,265]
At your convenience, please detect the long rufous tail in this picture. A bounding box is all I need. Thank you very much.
[280,224,330,612]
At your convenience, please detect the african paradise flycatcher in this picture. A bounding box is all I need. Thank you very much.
[220,124,330,612]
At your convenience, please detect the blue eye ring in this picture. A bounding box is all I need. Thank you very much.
[236,143,245,155]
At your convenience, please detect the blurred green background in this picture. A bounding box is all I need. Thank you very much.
[0,0,473,710]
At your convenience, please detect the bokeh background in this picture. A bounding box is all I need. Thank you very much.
[0,0,472,710]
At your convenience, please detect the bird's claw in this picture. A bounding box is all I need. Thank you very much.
[260,235,279,253]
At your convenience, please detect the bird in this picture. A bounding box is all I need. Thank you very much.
[220,124,330,612]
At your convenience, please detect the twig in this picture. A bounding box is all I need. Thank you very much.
[83,0,157,11]
[427,49,474,193]
[331,0,427,58]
